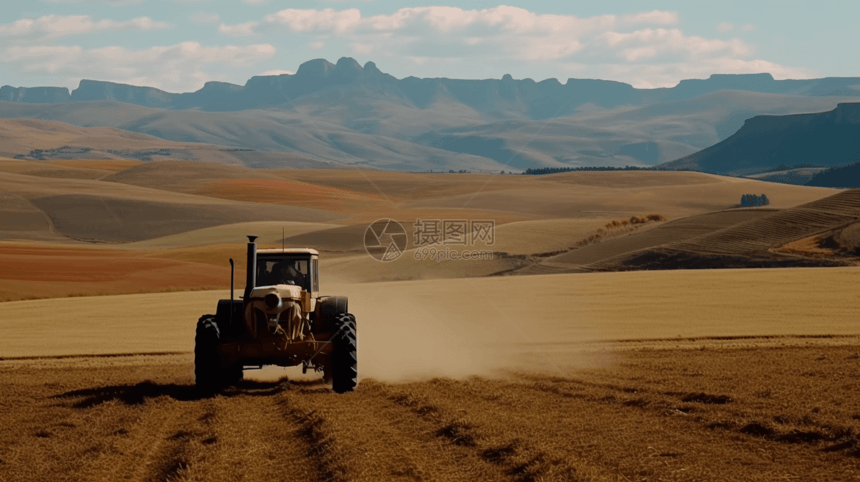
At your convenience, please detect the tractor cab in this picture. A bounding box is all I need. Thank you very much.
[255,248,319,294]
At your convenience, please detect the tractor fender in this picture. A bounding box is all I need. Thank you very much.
[316,296,348,334]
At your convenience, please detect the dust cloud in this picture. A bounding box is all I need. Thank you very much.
[332,279,616,383]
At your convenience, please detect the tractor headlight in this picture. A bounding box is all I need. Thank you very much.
[264,292,281,309]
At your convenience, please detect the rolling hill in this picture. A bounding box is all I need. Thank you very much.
[0,161,841,301]
[0,118,331,169]
[506,186,860,274]
[659,102,860,175]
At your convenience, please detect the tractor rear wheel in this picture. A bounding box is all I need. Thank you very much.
[195,315,225,392]
[331,313,358,393]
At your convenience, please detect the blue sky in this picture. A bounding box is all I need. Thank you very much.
[1,1,855,93]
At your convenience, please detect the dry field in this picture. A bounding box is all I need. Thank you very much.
[3,270,860,480]
[2,343,859,481]
[4,270,860,362]
[2,148,860,480]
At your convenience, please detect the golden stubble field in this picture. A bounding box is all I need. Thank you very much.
[4,269,860,370]
[2,153,860,480]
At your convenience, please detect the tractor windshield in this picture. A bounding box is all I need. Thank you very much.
[256,256,311,291]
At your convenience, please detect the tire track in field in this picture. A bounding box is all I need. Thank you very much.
[416,377,707,480]
[139,399,228,482]
[278,380,509,482]
[364,380,598,482]
[187,379,320,482]
[57,398,191,481]
[103,403,195,482]
[277,382,352,482]
[517,374,860,462]
[48,380,214,481]
[35,375,323,481]
[417,377,860,481]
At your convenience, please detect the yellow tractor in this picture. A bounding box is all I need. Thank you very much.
[194,236,357,393]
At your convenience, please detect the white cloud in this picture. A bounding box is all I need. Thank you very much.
[217,6,808,87]
[600,58,814,89]
[1,42,276,92]
[598,28,751,62]
[228,6,617,62]
[356,6,617,36]
[0,19,35,37]
[0,15,169,39]
[190,13,220,24]
[741,24,756,32]
[621,10,678,25]
[219,21,259,36]
[260,69,293,76]
[6,46,84,74]
[716,22,733,32]
[264,8,361,34]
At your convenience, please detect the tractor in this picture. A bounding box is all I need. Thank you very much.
[194,236,357,393]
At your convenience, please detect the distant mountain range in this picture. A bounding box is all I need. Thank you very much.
[2,57,860,172]
[5,57,860,115]
[658,102,860,176]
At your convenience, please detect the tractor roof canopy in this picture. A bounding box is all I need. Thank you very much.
[257,248,319,256]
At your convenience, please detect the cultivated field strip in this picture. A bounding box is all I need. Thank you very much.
[670,189,860,256]
[551,210,770,270]
[584,189,860,270]
[2,344,859,481]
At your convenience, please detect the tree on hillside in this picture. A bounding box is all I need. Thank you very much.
[740,194,770,207]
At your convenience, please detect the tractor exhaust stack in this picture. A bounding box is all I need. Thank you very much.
[229,257,235,327]
[244,235,258,301]
[229,258,235,303]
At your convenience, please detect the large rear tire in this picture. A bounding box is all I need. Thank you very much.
[331,313,358,394]
[195,315,226,392]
